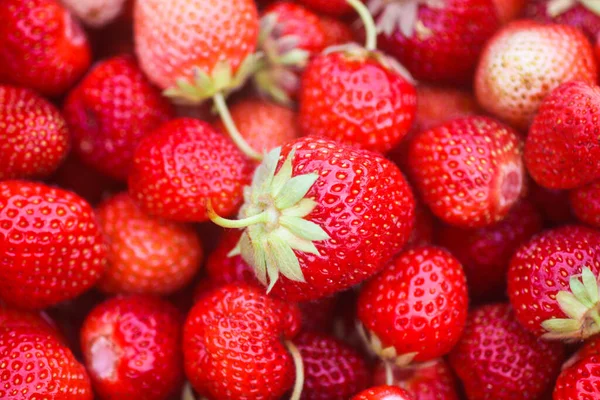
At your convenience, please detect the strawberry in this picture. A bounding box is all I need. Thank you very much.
[81,295,183,400]
[437,200,543,302]
[320,16,355,48]
[128,118,252,222]
[0,180,107,309]
[475,21,597,131]
[0,0,91,96]
[525,81,600,190]
[352,385,415,400]
[407,116,525,228]
[554,352,600,400]
[183,283,302,400]
[297,0,353,16]
[0,85,70,180]
[0,326,93,399]
[357,246,468,367]
[295,331,370,399]
[208,136,415,301]
[570,180,600,227]
[524,0,600,40]
[63,55,174,181]
[369,0,500,85]
[508,225,600,339]
[96,192,203,295]
[448,304,565,400]
[0,303,59,337]
[411,85,480,133]
[61,0,129,27]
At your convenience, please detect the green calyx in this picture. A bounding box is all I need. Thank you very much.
[542,267,600,341]
[366,0,444,38]
[208,147,330,292]
[357,323,418,367]
[547,0,600,17]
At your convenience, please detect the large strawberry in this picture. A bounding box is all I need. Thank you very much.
[448,304,565,400]
[407,116,525,228]
[0,0,91,96]
[524,0,600,40]
[475,21,597,130]
[208,136,415,301]
[0,85,70,180]
[128,118,252,222]
[570,180,600,227]
[508,225,600,340]
[357,246,468,369]
[63,55,174,181]
[0,181,107,309]
[352,386,415,400]
[525,81,600,190]
[81,295,183,400]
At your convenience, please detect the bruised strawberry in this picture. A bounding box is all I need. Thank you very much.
[570,180,600,227]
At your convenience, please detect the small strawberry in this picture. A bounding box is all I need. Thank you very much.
[0,180,107,309]
[411,85,480,133]
[0,85,69,180]
[357,246,468,367]
[475,21,597,130]
[183,283,302,400]
[437,200,543,302]
[63,55,174,181]
[0,303,59,337]
[525,81,600,190]
[128,118,252,222]
[208,136,415,301]
[448,304,565,400]
[508,225,600,339]
[0,326,93,399]
[524,0,600,40]
[570,180,600,227]
[80,295,183,400]
[352,385,415,400]
[295,331,370,399]
[320,16,355,48]
[297,0,353,16]
[0,0,91,96]
[61,0,129,28]
[407,116,525,228]
[554,352,600,400]
[96,192,203,295]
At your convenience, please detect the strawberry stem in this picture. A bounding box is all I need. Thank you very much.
[384,362,394,386]
[347,0,377,51]
[207,202,269,228]
[285,340,304,400]
[212,92,263,161]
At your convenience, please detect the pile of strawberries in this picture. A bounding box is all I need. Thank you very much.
[4,0,600,399]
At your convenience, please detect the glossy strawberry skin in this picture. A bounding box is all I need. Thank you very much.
[295,331,370,400]
[554,353,600,400]
[377,0,500,85]
[296,0,352,16]
[96,192,203,295]
[570,180,600,228]
[64,55,174,180]
[358,246,468,363]
[508,225,600,336]
[299,52,417,154]
[0,85,70,180]
[0,0,91,96]
[526,81,600,190]
[437,200,543,302]
[0,181,107,309]
[80,295,183,400]
[0,326,93,399]
[352,385,415,400]
[407,116,525,228]
[183,283,300,400]
[524,0,600,40]
[128,118,252,222]
[449,304,564,400]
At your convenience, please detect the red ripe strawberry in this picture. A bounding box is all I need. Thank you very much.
[526,81,600,190]
[214,98,299,154]
[357,246,468,366]
[0,303,59,337]
[437,200,543,302]
[96,192,203,295]
[449,304,565,400]
[372,358,460,400]
[554,352,600,399]
[299,50,417,153]
[297,0,353,16]
[61,0,129,28]
[208,136,415,301]
[80,295,183,400]
[529,182,575,225]
[570,180,600,227]
[320,16,355,48]
[370,0,500,85]
[295,331,370,399]
[0,181,107,309]
[128,118,252,222]
[0,85,69,180]
[407,116,525,228]
[352,385,415,400]
[183,283,301,400]
[0,0,91,96]
[475,21,597,131]
[63,55,174,181]
[524,0,600,40]
[412,85,480,133]
[508,225,600,339]
[0,326,93,399]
